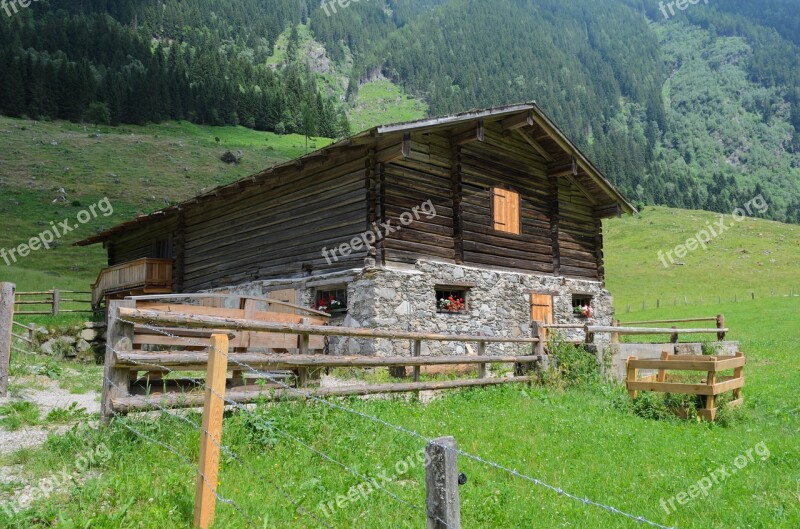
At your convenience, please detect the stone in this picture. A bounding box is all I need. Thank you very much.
[79,329,98,342]
[76,339,92,353]
[394,301,412,315]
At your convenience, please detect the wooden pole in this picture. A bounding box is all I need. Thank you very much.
[52,288,60,316]
[425,436,461,529]
[194,334,229,529]
[716,314,726,341]
[477,340,486,379]
[102,299,136,424]
[0,282,15,398]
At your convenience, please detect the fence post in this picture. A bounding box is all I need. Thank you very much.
[426,436,462,529]
[532,321,545,356]
[476,340,486,379]
[716,314,726,341]
[194,333,229,529]
[670,326,679,344]
[52,288,60,317]
[413,339,422,381]
[102,299,135,424]
[610,319,620,345]
[626,356,638,399]
[27,323,35,351]
[0,282,15,397]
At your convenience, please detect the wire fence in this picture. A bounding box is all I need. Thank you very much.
[102,316,677,529]
[622,287,799,313]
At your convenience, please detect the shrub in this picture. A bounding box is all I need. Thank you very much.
[542,340,602,388]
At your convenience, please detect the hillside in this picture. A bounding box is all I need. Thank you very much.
[1,1,799,222]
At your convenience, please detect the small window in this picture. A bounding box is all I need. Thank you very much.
[314,287,348,314]
[436,288,468,314]
[572,295,593,318]
[492,187,520,235]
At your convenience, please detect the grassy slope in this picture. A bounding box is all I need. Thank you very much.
[0,117,333,291]
[604,206,800,310]
[348,79,429,134]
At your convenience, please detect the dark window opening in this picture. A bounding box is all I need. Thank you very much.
[436,288,468,314]
[572,295,593,318]
[315,287,347,314]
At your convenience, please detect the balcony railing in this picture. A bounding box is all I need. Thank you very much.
[92,258,173,306]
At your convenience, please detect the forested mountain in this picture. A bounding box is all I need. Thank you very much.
[1,0,799,222]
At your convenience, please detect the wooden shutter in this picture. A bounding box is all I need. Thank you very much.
[493,188,520,234]
[530,293,553,339]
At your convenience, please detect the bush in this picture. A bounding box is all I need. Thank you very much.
[541,341,602,389]
[84,102,111,125]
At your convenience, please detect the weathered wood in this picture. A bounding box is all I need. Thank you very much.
[716,314,726,341]
[102,300,136,424]
[426,436,461,529]
[119,307,542,344]
[588,326,728,335]
[627,356,745,372]
[0,283,14,397]
[619,316,719,325]
[193,334,229,529]
[112,376,534,412]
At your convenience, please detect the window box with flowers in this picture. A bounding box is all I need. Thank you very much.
[436,288,468,314]
[314,287,347,315]
[571,295,593,319]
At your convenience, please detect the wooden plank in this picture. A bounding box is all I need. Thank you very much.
[193,334,229,529]
[588,326,728,335]
[628,357,746,372]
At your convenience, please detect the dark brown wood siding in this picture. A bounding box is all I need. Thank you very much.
[180,157,369,291]
[109,216,178,265]
[382,132,456,265]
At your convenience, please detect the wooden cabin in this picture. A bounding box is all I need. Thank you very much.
[78,103,634,355]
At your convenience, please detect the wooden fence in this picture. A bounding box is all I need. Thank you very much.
[102,299,543,421]
[626,352,746,421]
[543,314,728,343]
[14,289,95,316]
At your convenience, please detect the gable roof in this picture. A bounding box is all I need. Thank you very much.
[76,102,635,246]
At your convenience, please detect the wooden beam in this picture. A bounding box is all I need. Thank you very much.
[425,437,462,529]
[118,307,544,344]
[102,300,135,424]
[500,110,534,132]
[452,119,485,145]
[548,177,561,276]
[515,129,555,162]
[111,376,535,412]
[0,283,14,397]
[547,158,577,178]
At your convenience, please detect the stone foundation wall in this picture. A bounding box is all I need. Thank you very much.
[210,260,615,358]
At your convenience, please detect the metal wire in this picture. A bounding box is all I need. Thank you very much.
[103,375,335,529]
[107,408,260,529]
[119,318,677,529]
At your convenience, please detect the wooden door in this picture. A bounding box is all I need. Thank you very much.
[267,289,297,314]
[530,293,553,339]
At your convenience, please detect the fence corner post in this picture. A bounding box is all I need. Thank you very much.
[532,321,545,357]
[0,282,15,398]
[101,299,135,425]
[426,436,462,529]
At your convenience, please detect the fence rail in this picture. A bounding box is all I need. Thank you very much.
[14,289,96,315]
[544,315,728,342]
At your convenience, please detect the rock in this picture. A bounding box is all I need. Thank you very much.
[40,340,55,355]
[79,329,98,342]
[394,301,412,315]
[76,339,92,353]
[220,151,241,164]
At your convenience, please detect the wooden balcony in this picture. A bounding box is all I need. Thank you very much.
[92,258,173,307]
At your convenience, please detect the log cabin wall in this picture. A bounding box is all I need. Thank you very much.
[180,156,369,291]
[382,131,456,265]
[108,215,178,266]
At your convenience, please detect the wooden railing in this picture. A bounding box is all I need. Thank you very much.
[626,353,746,421]
[92,258,173,306]
[15,289,94,316]
[102,300,542,420]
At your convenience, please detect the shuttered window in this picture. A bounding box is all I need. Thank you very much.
[492,187,521,234]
